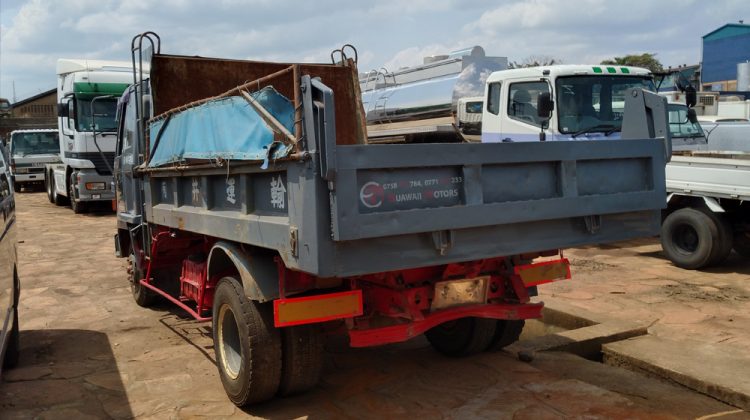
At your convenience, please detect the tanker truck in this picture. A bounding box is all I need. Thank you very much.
[115,32,669,406]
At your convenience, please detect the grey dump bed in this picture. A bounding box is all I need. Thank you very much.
[140,55,668,278]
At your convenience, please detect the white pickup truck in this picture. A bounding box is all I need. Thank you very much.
[660,102,750,268]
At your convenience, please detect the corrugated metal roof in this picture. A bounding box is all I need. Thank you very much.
[703,23,750,41]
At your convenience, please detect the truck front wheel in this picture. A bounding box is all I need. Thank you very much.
[69,172,85,214]
[128,251,156,307]
[425,317,497,357]
[661,208,718,269]
[213,277,282,406]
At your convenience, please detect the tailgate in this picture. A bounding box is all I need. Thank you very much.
[329,139,667,241]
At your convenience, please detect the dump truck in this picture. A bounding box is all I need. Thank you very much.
[114,32,670,406]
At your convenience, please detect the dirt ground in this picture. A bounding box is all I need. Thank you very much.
[1,192,749,419]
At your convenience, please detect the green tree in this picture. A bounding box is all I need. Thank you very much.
[508,55,563,69]
[601,53,664,73]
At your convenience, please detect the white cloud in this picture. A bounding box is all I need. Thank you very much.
[0,0,747,101]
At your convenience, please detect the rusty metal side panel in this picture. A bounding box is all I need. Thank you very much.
[149,54,365,145]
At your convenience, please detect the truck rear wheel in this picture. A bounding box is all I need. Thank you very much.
[734,231,750,257]
[701,210,733,266]
[50,175,67,206]
[425,317,497,357]
[278,324,324,397]
[486,319,525,351]
[213,277,281,406]
[661,208,718,269]
[46,174,54,203]
[128,251,157,307]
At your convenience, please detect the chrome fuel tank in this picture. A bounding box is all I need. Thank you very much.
[360,46,507,124]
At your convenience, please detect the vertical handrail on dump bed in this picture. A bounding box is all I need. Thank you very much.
[130,32,161,160]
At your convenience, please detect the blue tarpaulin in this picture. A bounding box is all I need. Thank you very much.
[148,87,294,167]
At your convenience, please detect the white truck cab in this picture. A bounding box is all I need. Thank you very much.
[8,129,60,192]
[481,65,654,143]
[47,59,131,213]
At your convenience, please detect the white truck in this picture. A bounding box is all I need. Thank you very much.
[45,59,131,213]
[8,129,60,192]
[662,150,750,268]
[656,100,750,268]
[361,59,659,144]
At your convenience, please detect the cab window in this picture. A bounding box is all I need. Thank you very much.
[507,81,550,126]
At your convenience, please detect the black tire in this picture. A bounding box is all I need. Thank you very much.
[661,208,719,270]
[213,277,281,406]
[69,172,85,214]
[129,251,156,307]
[278,324,324,397]
[486,319,526,351]
[46,174,54,203]
[51,176,67,206]
[13,180,20,193]
[701,210,733,266]
[3,307,19,369]
[734,231,750,257]
[425,317,497,357]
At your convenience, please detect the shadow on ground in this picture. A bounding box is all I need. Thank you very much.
[0,329,132,419]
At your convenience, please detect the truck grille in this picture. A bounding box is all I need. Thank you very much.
[65,152,115,175]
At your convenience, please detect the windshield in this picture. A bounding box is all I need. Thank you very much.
[11,132,60,157]
[556,76,655,134]
[77,98,118,132]
[668,104,703,138]
[466,101,482,114]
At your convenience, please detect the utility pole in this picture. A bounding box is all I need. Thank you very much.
[12,81,16,102]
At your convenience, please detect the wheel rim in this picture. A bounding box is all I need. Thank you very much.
[218,304,243,380]
[673,224,699,254]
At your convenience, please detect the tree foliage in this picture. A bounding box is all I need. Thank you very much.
[600,53,664,73]
[508,55,563,69]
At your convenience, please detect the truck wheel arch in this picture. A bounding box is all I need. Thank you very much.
[666,193,725,214]
[207,242,280,303]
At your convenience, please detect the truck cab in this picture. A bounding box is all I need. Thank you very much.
[47,59,131,213]
[8,129,60,192]
[481,65,654,142]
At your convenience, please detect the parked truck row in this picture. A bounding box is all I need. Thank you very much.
[111,33,670,406]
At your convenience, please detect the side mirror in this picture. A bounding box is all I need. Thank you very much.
[537,92,554,119]
[687,108,698,124]
[685,86,697,108]
[57,103,69,117]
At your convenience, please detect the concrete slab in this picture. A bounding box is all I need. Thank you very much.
[604,335,750,411]
[507,318,648,361]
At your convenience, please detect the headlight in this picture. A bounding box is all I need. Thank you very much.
[85,182,106,191]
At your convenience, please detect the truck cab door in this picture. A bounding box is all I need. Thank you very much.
[502,79,552,142]
[115,89,142,224]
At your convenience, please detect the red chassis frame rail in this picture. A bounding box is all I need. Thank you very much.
[347,302,544,348]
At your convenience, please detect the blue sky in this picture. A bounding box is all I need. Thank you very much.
[0,0,746,102]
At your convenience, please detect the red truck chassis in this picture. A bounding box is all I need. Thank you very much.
[136,227,570,348]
